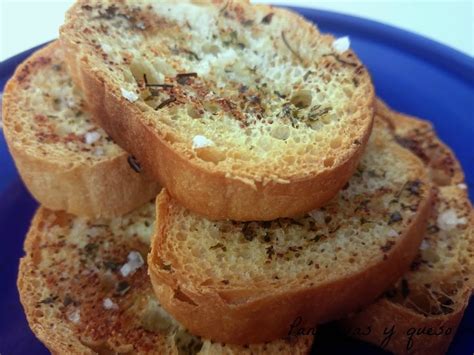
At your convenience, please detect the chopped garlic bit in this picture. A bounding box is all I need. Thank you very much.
[192,135,214,149]
[457,183,467,190]
[103,298,118,310]
[437,209,467,231]
[120,251,144,277]
[121,88,139,102]
[332,36,350,54]
[85,131,101,145]
[420,240,430,250]
[68,309,81,323]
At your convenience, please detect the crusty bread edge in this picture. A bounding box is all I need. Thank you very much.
[2,42,161,218]
[59,2,375,221]
[148,176,433,344]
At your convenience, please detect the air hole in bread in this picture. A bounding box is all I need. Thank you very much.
[187,104,203,119]
[203,101,220,114]
[271,125,290,140]
[196,147,225,164]
[330,137,342,149]
[290,90,312,109]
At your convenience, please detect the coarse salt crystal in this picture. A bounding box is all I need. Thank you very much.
[308,210,324,224]
[121,88,139,102]
[387,229,398,238]
[120,251,144,277]
[68,309,80,323]
[103,298,118,310]
[192,135,214,149]
[420,240,430,250]
[66,96,76,108]
[457,183,467,190]
[101,43,113,54]
[85,131,101,145]
[87,227,101,238]
[437,209,467,231]
[332,36,350,53]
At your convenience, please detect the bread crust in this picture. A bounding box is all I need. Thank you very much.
[60,0,375,221]
[2,42,160,218]
[339,101,474,355]
[149,182,433,345]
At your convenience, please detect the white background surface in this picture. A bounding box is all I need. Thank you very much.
[0,0,473,61]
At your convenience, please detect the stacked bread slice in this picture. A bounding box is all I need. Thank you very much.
[4,1,472,354]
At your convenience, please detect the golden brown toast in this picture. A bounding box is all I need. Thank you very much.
[60,0,374,221]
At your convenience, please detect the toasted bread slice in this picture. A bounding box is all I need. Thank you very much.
[148,118,433,344]
[2,42,160,218]
[339,102,474,355]
[60,0,375,221]
[17,202,313,354]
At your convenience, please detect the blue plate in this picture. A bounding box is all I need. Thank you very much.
[0,7,473,355]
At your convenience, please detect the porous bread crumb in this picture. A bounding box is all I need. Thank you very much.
[120,251,144,277]
[437,209,467,231]
[192,135,214,149]
[332,36,350,53]
[121,88,139,102]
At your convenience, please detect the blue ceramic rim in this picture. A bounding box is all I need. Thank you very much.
[1,7,473,87]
